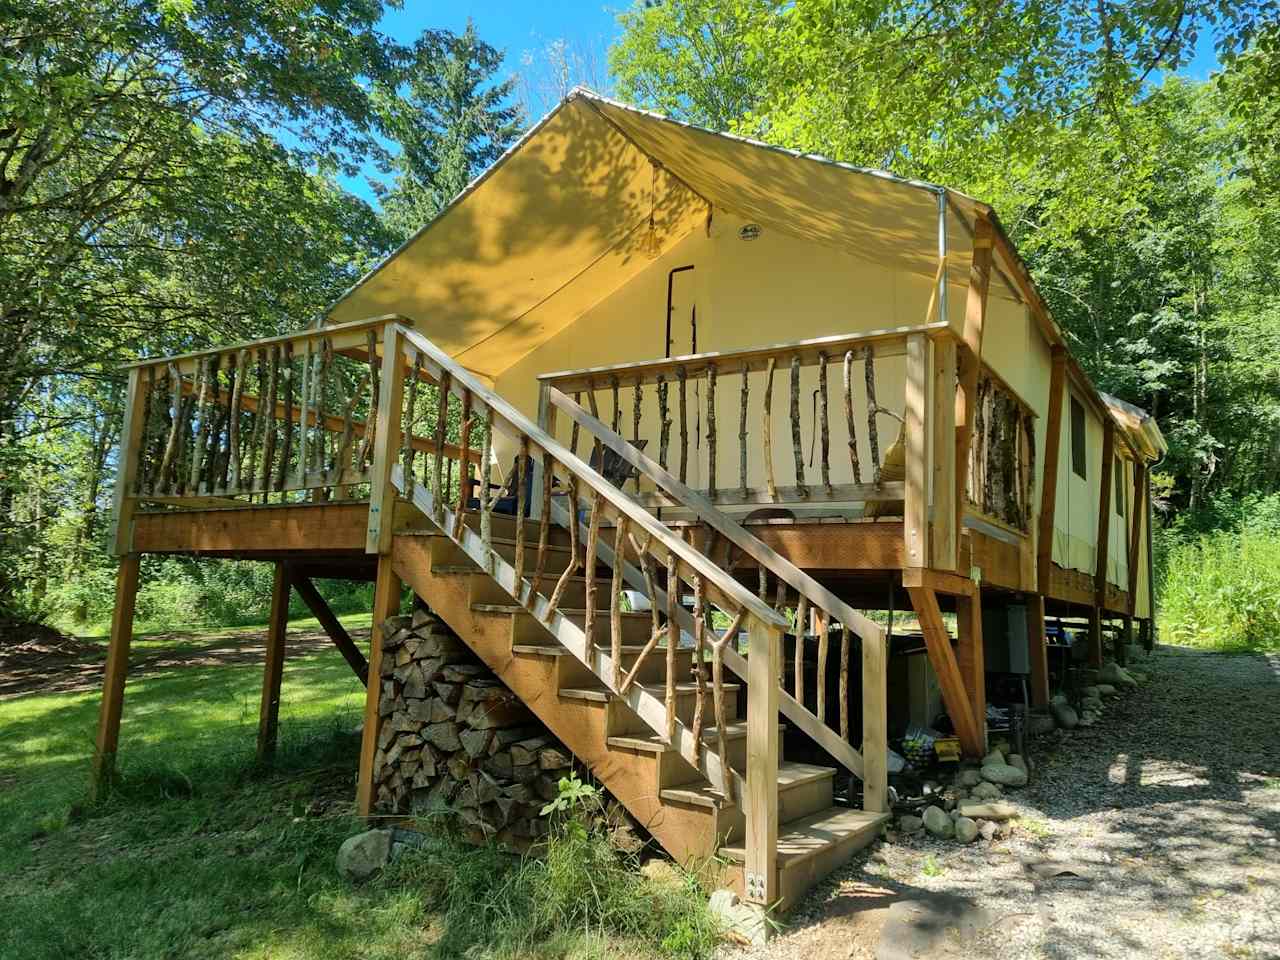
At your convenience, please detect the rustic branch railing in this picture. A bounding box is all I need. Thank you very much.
[545,387,890,814]
[366,322,790,905]
[966,365,1037,533]
[537,325,951,512]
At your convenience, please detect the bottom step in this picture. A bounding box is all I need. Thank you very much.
[719,806,889,910]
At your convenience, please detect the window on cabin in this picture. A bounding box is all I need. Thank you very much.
[1070,396,1086,479]
[1115,459,1126,516]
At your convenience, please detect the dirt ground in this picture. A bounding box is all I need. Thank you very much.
[726,646,1280,960]
[0,625,368,700]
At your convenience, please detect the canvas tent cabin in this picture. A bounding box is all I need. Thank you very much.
[96,89,1165,921]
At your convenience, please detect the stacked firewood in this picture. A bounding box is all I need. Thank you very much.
[373,608,576,848]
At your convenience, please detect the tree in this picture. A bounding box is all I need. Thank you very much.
[376,21,523,241]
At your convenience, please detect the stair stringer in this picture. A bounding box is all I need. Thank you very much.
[392,533,738,871]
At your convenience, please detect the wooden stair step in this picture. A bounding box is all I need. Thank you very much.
[660,761,835,809]
[606,722,780,753]
[472,603,651,620]
[558,680,737,704]
[512,642,656,656]
[718,806,888,867]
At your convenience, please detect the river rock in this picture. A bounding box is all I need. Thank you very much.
[1082,685,1101,699]
[922,804,954,839]
[981,762,1028,787]
[1007,754,1027,774]
[958,801,1018,822]
[957,768,984,788]
[1096,683,1118,696]
[979,820,998,841]
[1050,701,1079,730]
[1099,662,1139,688]
[982,748,1006,767]
[971,780,1002,801]
[1081,695,1103,713]
[1028,713,1056,736]
[955,816,979,843]
[899,814,924,834]
[336,829,392,881]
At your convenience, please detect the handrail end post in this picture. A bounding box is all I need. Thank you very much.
[744,619,780,906]
[366,325,406,554]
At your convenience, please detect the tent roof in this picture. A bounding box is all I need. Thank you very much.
[325,88,1162,459]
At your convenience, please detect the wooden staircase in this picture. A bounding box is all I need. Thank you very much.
[354,322,892,919]
[390,512,886,909]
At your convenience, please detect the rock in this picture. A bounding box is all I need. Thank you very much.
[957,801,1019,821]
[1081,695,1103,713]
[922,805,954,839]
[1098,662,1138,688]
[971,780,1002,801]
[957,768,984,788]
[1096,683,1118,696]
[899,814,924,834]
[1078,713,1097,727]
[981,748,1006,767]
[981,762,1027,787]
[709,888,739,914]
[1082,685,1101,699]
[1007,754,1028,774]
[979,820,998,841]
[336,829,392,881]
[955,816,979,843]
[1130,671,1149,684]
[1050,701,1079,729]
[989,738,1011,756]
[640,859,683,890]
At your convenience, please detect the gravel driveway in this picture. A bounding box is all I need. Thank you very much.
[724,646,1280,960]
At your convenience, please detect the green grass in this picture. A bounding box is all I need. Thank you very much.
[1159,530,1280,652]
[0,626,717,960]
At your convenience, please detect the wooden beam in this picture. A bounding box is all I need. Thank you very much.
[1025,594,1051,707]
[906,585,983,756]
[1091,421,1115,667]
[861,625,889,814]
[930,334,957,570]
[1127,462,1147,614]
[292,575,369,685]
[256,561,291,762]
[901,567,977,597]
[89,554,141,801]
[903,333,929,568]
[744,619,779,905]
[954,215,993,554]
[955,592,986,752]
[367,325,407,555]
[357,556,401,816]
[109,369,149,556]
[1037,348,1067,590]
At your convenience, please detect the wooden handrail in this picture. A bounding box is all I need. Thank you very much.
[538,321,949,392]
[391,324,788,632]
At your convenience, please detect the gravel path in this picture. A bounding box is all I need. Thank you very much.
[724,646,1280,960]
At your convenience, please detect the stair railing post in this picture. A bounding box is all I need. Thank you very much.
[531,381,556,521]
[744,617,780,907]
[367,324,406,554]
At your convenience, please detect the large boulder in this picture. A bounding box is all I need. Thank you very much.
[1007,754,1028,775]
[954,816,979,843]
[337,829,392,881]
[957,768,984,788]
[981,762,1028,787]
[1098,662,1139,689]
[1050,701,1079,730]
[922,804,954,839]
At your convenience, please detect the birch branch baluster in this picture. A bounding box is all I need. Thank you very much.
[763,357,777,501]
[513,437,529,590]
[790,356,807,498]
[817,351,832,496]
[228,349,246,492]
[706,366,717,500]
[677,367,689,484]
[739,363,749,497]
[843,350,862,484]
[276,342,294,493]
[665,551,679,743]
[864,348,881,487]
[610,515,630,690]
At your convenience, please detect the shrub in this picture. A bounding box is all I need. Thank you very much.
[1159,529,1280,651]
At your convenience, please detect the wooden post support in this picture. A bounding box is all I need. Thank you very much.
[292,574,369,685]
[906,585,983,756]
[109,368,149,556]
[1025,594,1051,707]
[89,554,141,801]
[256,561,291,763]
[930,334,957,570]
[955,591,986,752]
[903,333,929,568]
[744,619,780,906]
[1127,462,1147,614]
[861,624,889,814]
[366,324,406,554]
[954,215,992,551]
[357,556,402,816]
[1091,421,1115,667]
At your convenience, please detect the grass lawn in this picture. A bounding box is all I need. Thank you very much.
[0,622,715,960]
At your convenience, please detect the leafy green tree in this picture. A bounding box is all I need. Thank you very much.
[376,21,523,241]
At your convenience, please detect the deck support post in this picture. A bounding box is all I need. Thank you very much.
[954,215,993,561]
[357,555,402,817]
[903,334,929,568]
[930,334,957,570]
[861,624,889,814]
[256,561,291,763]
[955,590,986,752]
[744,620,780,907]
[1091,421,1115,667]
[292,574,369,685]
[906,585,983,756]
[89,553,141,802]
[1031,345,1067,705]
[367,324,406,554]
[1025,594,1051,707]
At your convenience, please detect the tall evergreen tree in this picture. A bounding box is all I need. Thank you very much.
[376,22,523,241]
